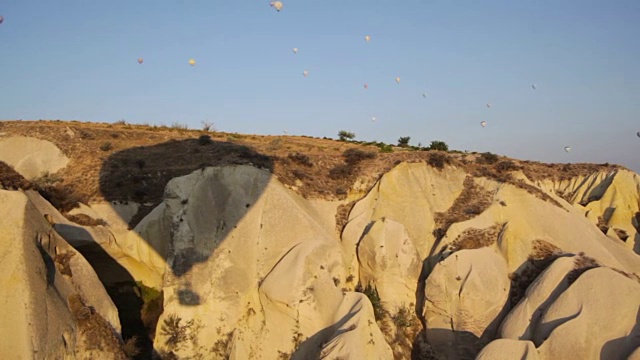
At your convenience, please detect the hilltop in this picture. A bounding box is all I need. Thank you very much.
[1,119,639,360]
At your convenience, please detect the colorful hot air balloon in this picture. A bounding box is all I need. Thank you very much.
[292,47,298,54]
[189,59,196,66]
[364,35,371,42]
[395,77,400,84]
[480,121,487,128]
[137,58,144,64]
[303,70,309,77]
[270,1,283,12]
[0,16,4,25]
[564,146,571,153]
[364,84,368,89]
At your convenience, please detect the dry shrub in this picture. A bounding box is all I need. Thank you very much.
[513,180,564,209]
[612,228,629,241]
[433,176,492,238]
[449,224,502,252]
[476,152,499,165]
[37,184,87,213]
[494,160,519,172]
[123,336,141,358]
[54,251,75,277]
[509,240,563,307]
[336,201,356,233]
[65,213,108,227]
[288,152,313,167]
[566,253,600,284]
[427,152,450,170]
[329,164,353,180]
[0,161,31,190]
[68,294,127,358]
[342,148,376,165]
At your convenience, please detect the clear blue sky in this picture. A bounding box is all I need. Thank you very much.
[1,1,639,171]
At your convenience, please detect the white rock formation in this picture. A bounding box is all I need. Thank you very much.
[0,136,69,179]
[424,247,510,359]
[0,189,123,359]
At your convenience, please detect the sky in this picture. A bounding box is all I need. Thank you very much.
[1,1,639,172]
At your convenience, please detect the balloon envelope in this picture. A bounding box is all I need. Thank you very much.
[364,84,368,89]
[270,1,283,11]
[486,103,491,108]
[395,77,400,83]
[480,121,487,128]
[188,59,196,66]
[292,47,298,54]
[303,70,309,77]
[137,58,144,64]
[422,93,427,98]
[364,35,371,42]
[637,131,640,138]
[371,117,376,122]
[0,16,4,24]
[532,84,537,90]
[564,146,571,152]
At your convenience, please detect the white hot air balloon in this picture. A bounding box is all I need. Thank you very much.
[364,35,371,42]
[292,47,298,54]
[486,102,491,108]
[395,77,401,84]
[137,58,144,64]
[422,93,427,98]
[480,121,487,128]
[270,1,283,12]
[564,146,571,153]
[283,130,288,135]
[303,70,309,77]
[532,83,537,90]
[188,59,196,66]
[371,117,376,123]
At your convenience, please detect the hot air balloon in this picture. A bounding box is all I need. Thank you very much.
[0,16,4,25]
[371,117,376,123]
[480,121,487,128]
[364,84,368,89]
[189,59,196,66]
[137,58,144,64]
[422,93,427,98]
[292,47,298,54]
[303,70,309,77]
[395,77,401,84]
[636,131,640,138]
[564,146,571,153]
[283,130,289,135]
[364,35,371,42]
[270,1,283,12]
[532,84,537,90]
[486,103,491,108]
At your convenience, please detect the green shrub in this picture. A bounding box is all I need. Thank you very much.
[338,130,356,141]
[427,140,448,151]
[397,136,411,147]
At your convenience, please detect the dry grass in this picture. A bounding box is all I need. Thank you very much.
[68,293,128,359]
[0,120,626,228]
[433,176,493,240]
[509,240,562,307]
[448,224,502,252]
[0,161,31,190]
[566,252,600,284]
[65,213,108,227]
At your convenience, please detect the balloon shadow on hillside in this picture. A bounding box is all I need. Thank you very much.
[96,137,274,357]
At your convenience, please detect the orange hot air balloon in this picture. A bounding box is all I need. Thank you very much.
[137,58,144,64]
